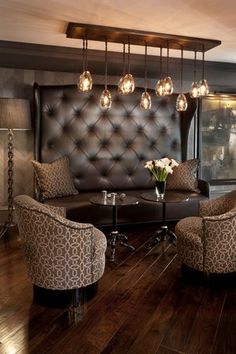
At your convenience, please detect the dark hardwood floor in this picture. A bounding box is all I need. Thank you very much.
[0,224,235,354]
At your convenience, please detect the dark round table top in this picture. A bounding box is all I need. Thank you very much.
[141,190,189,203]
[90,194,139,207]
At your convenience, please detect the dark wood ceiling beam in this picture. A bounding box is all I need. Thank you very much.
[66,22,221,52]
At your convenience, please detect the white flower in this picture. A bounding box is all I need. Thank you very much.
[165,165,173,174]
[144,161,153,169]
[144,156,178,181]
[170,158,179,168]
[161,157,171,166]
[155,160,165,168]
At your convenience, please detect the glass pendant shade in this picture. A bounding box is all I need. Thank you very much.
[198,79,209,96]
[78,70,93,92]
[140,91,151,109]
[176,93,188,111]
[190,82,200,98]
[119,73,135,95]
[163,76,174,95]
[100,89,112,108]
[155,79,165,96]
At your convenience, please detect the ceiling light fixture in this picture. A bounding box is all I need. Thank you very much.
[176,47,188,112]
[155,47,165,96]
[68,23,220,107]
[78,36,93,93]
[163,42,174,95]
[140,43,151,110]
[100,39,112,109]
[199,45,209,96]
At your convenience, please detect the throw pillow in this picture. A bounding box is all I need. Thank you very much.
[32,156,78,200]
[166,159,200,192]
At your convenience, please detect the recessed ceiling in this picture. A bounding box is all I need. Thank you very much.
[0,0,236,63]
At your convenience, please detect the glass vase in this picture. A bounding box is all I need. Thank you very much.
[155,181,166,199]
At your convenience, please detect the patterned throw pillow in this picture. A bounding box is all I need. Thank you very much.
[166,159,200,192]
[32,157,78,200]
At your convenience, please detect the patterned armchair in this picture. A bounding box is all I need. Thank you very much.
[175,190,236,274]
[14,195,107,307]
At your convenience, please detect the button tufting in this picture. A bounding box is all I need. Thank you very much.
[88,125,96,133]
[47,107,56,117]
[160,126,167,135]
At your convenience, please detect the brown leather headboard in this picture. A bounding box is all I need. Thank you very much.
[34,83,196,192]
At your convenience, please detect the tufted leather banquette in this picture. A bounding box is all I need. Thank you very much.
[34,83,209,226]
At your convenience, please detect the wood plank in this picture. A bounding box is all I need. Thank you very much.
[211,288,236,354]
[183,287,227,354]
[0,225,234,354]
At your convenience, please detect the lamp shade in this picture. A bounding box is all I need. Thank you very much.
[0,98,31,130]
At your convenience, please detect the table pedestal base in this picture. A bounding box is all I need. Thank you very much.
[108,230,135,261]
[145,225,176,250]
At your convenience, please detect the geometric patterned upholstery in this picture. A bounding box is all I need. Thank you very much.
[175,190,236,273]
[14,195,107,290]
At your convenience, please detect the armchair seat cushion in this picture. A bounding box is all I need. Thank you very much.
[176,216,204,271]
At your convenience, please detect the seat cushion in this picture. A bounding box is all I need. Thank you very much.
[175,216,204,271]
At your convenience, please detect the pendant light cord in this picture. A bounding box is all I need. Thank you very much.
[105,39,108,90]
[82,38,85,72]
[202,44,205,79]
[181,46,183,93]
[85,36,88,70]
[128,40,131,74]
[194,50,197,82]
[166,41,169,76]
[122,42,126,75]
[144,43,148,91]
[160,47,162,77]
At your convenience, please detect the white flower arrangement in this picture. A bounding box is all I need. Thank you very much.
[144,157,179,181]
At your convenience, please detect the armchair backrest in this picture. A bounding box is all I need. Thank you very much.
[201,190,236,273]
[14,195,105,290]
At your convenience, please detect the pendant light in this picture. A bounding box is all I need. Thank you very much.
[140,43,151,109]
[199,45,209,96]
[176,47,188,112]
[155,47,165,96]
[100,39,112,109]
[78,37,93,93]
[119,41,135,95]
[190,50,200,98]
[163,42,174,95]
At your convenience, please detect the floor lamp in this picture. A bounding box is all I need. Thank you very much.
[0,98,31,238]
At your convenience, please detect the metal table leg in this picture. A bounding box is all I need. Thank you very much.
[108,205,135,261]
[145,201,177,250]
